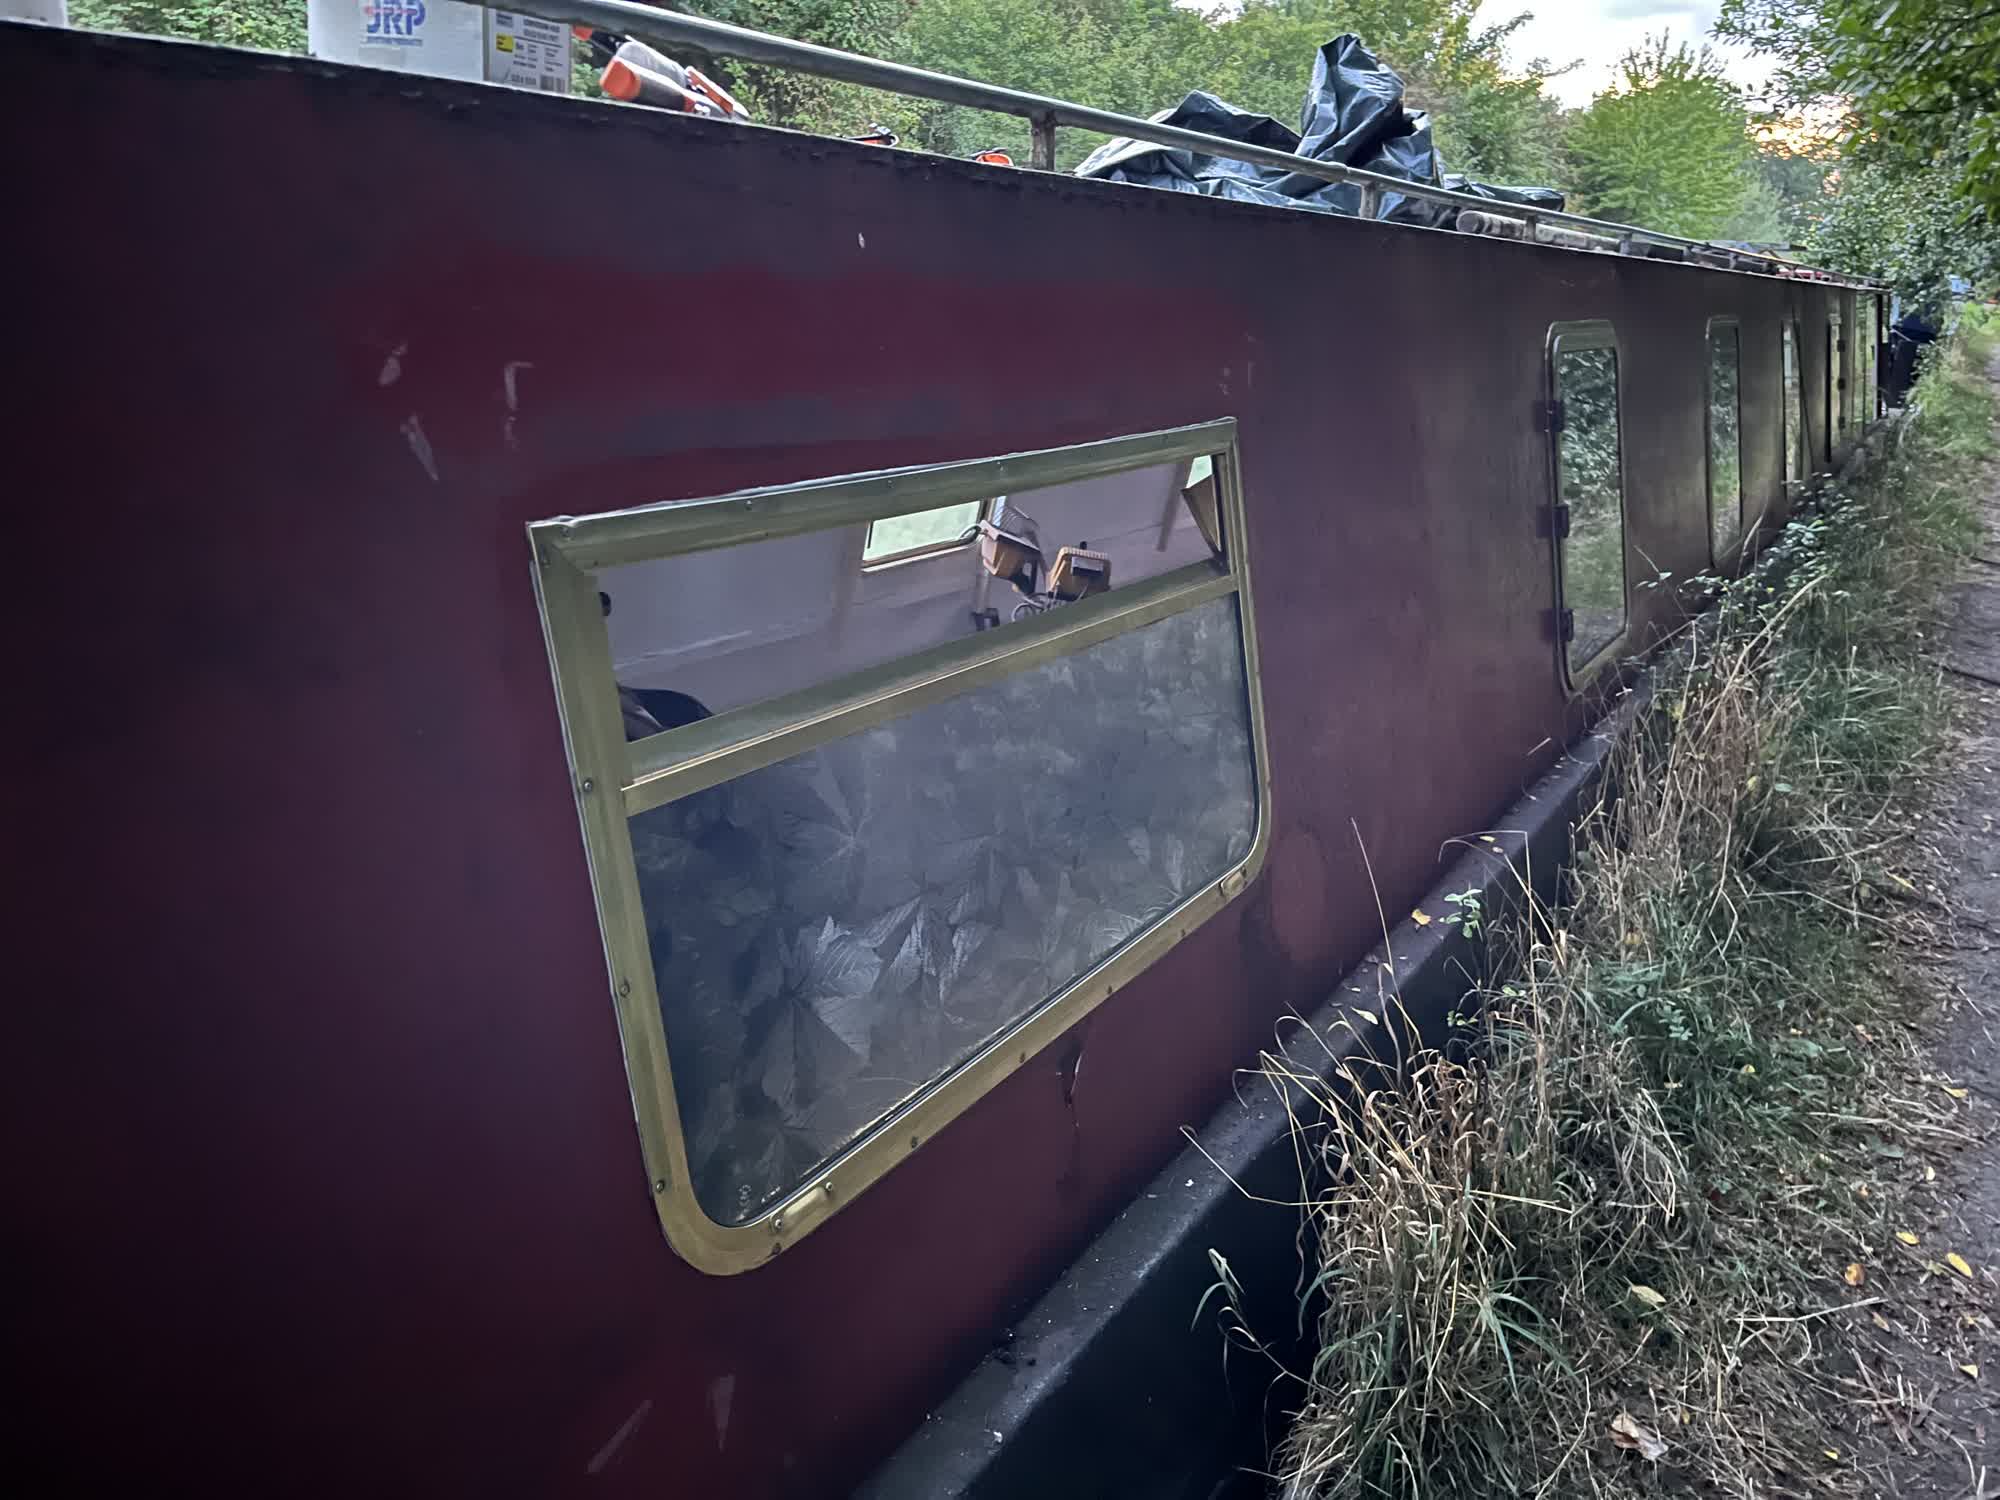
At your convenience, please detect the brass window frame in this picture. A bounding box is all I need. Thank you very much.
[1704,315,1744,568]
[528,419,1273,1275]
[1546,320,1631,694]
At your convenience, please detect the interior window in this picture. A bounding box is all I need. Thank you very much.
[862,501,984,563]
[1707,322,1743,560]
[1552,332,1628,679]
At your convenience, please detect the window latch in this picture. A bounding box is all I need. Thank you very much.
[1539,399,1565,434]
[1551,503,1572,540]
[1557,607,1576,643]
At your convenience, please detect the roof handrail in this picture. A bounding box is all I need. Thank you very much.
[530,0,1888,288]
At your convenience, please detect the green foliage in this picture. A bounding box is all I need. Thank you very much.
[1712,0,1841,112]
[1720,0,2000,297]
[1396,10,1568,184]
[1755,141,1830,214]
[1565,36,1755,238]
[1554,344,1627,665]
[698,0,910,131]
[63,0,1578,187]
[1718,171,1787,243]
[1182,1,1572,185]
[68,0,302,50]
[883,0,1209,166]
[880,0,1571,179]
[1803,151,2000,312]
[1716,145,1827,244]
[1717,0,2000,223]
[67,0,1823,265]
[1706,325,1741,555]
[1259,323,1993,1500]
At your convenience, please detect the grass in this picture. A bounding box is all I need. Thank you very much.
[1235,317,1996,1499]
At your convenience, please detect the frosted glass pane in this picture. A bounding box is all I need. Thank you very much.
[629,596,1258,1225]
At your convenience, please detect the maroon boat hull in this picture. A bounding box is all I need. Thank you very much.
[3,25,1860,1495]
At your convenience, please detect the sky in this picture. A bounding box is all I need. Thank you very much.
[1469,0,1774,108]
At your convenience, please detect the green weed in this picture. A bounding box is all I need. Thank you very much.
[1250,325,1994,1498]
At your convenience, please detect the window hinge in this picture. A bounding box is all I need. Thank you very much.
[1551,503,1572,540]
[1540,399,1566,434]
[1557,607,1576,643]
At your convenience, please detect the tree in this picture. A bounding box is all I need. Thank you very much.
[1196,1,1569,183]
[1717,143,1831,243]
[1753,142,1831,225]
[1802,153,2000,311]
[693,0,911,131]
[1564,37,1756,239]
[68,0,1574,197]
[885,0,1569,183]
[1397,11,1569,185]
[66,0,1570,187]
[1716,0,2000,221]
[1719,173,1787,243]
[882,0,1172,166]
[68,0,302,50]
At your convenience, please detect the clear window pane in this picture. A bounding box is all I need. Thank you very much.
[1862,297,1878,419]
[600,459,1221,730]
[1556,344,1627,674]
[631,595,1259,1225]
[1707,325,1743,559]
[1852,303,1864,421]
[862,501,984,563]
[1783,323,1802,491]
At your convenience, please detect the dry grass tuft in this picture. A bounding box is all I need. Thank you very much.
[1238,319,1996,1499]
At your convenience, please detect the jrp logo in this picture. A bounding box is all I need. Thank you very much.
[362,0,428,45]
